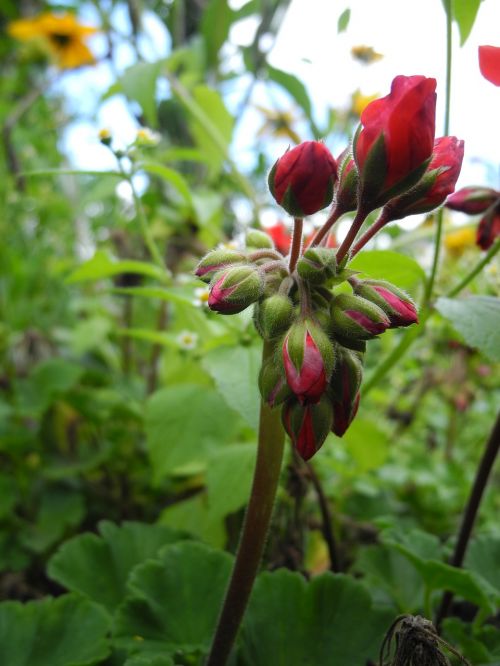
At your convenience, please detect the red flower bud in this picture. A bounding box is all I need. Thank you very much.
[282,319,335,404]
[354,75,436,207]
[477,202,500,250]
[282,396,333,460]
[208,265,264,314]
[384,136,464,220]
[330,348,363,437]
[446,186,499,215]
[268,141,338,216]
[331,293,391,341]
[479,45,500,86]
[353,279,418,328]
[335,148,359,214]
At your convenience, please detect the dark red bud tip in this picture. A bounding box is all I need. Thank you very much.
[446,187,499,215]
[345,310,389,335]
[373,287,418,326]
[269,141,338,217]
[282,397,333,460]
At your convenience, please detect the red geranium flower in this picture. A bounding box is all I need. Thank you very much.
[479,45,500,86]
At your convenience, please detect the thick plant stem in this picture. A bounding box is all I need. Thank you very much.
[205,342,286,666]
[436,410,500,629]
[289,217,304,272]
[336,208,369,263]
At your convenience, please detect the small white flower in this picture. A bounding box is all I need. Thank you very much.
[193,286,210,307]
[135,128,161,147]
[176,330,198,350]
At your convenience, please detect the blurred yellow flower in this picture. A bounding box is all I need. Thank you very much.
[8,13,98,69]
[444,227,476,256]
[351,45,383,65]
[350,89,379,116]
[255,105,302,145]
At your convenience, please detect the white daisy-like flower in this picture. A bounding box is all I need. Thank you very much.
[193,286,210,307]
[176,330,198,350]
[135,128,161,147]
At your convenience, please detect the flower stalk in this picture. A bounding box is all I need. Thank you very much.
[206,341,285,666]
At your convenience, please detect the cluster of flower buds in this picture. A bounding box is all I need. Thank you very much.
[195,74,463,461]
[446,186,500,250]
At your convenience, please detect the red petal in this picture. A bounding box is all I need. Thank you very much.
[479,45,500,86]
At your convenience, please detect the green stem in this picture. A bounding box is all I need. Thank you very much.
[336,207,369,263]
[206,341,286,666]
[350,208,391,258]
[310,207,342,247]
[423,0,453,306]
[446,238,500,297]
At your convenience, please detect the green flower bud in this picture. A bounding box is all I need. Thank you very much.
[245,229,275,250]
[258,357,292,407]
[352,279,418,328]
[195,249,246,283]
[296,247,337,285]
[330,293,390,341]
[254,294,295,340]
[208,265,264,314]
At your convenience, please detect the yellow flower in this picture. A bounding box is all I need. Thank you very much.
[255,105,302,145]
[351,45,383,65]
[8,13,98,69]
[444,227,477,256]
[350,89,379,116]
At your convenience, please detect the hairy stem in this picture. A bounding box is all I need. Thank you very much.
[436,410,500,628]
[205,341,286,666]
[289,217,304,272]
[310,207,342,247]
[336,207,369,263]
[350,208,391,257]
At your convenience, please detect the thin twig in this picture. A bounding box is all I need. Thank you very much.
[306,461,341,572]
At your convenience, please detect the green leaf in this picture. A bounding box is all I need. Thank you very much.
[111,286,195,306]
[159,494,225,548]
[201,0,235,68]
[341,418,389,472]
[0,474,17,519]
[67,251,163,284]
[186,85,234,176]
[267,65,319,136]
[435,296,500,362]
[240,569,392,665]
[120,61,163,127]
[202,344,261,429]
[48,521,186,615]
[124,657,174,666]
[140,162,192,205]
[465,534,500,598]
[451,0,482,45]
[206,444,256,519]
[349,250,426,290]
[0,594,110,666]
[114,542,232,657]
[337,7,351,33]
[145,384,239,480]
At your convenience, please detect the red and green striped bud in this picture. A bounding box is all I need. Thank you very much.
[282,396,333,460]
[268,141,338,217]
[245,229,275,250]
[330,348,363,437]
[335,148,359,214]
[195,248,246,283]
[208,265,264,314]
[258,357,292,408]
[282,318,335,404]
[296,247,337,285]
[446,186,499,215]
[254,294,295,340]
[352,279,418,328]
[330,293,390,340]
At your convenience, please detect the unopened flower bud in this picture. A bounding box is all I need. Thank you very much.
[330,348,363,437]
[208,265,264,314]
[254,294,294,339]
[477,201,500,250]
[98,128,112,146]
[352,279,418,328]
[335,148,359,214]
[258,358,292,408]
[331,293,390,340]
[446,186,499,215]
[245,229,275,250]
[282,319,335,403]
[195,249,246,283]
[282,396,333,460]
[297,247,337,285]
[268,141,338,217]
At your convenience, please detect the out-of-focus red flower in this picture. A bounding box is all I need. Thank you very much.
[264,222,336,256]
[355,75,436,201]
[446,186,499,215]
[479,45,500,86]
[384,136,464,219]
[268,141,338,216]
[477,202,500,250]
